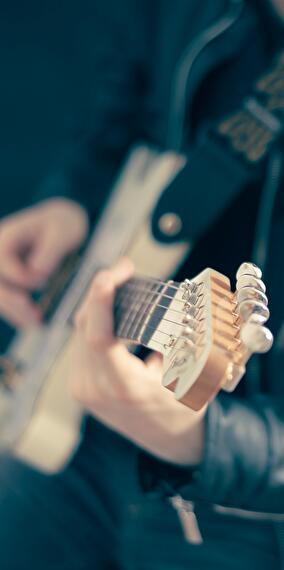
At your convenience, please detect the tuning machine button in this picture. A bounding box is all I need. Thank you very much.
[238,299,270,323]
[237,287,268,306]
[236,275,266,293]
[235,261,274,354]
[236,262,262,280]
[240,322,273,353]
[236,262,269,323]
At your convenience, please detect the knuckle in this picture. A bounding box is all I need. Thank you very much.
[90,271,113,299]
[85,331,110,350]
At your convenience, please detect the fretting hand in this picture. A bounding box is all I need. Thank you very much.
[70,258,205,466]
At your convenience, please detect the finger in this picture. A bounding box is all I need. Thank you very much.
[75,258,134,329]
[0,224,45,289]
[0,284,41,328]
[109,257,135,287]
[0,256,38,289]
[83,270,116,348]
[0,240,43,290]
[27,229,74,278]
[76,258,134,349]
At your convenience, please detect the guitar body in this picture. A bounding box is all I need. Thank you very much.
[2,145,189,472]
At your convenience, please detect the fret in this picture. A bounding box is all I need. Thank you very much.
[114,277,179,348]
[124,280,159,341]
[140,282,177,346]
[114,284,140,339]
[130,281,162,341]
[124,281,150,340]
[114,278,158,342]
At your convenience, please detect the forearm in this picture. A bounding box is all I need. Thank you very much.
[87,394,206,466]
[175,392,284,513]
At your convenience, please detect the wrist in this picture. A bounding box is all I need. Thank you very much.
[143,407,205,466]
[89,397,206,467]
[133,390,206,466]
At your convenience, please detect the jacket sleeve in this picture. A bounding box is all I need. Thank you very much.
[179,392,284,513]
[139,391,284,514]
[34,0,154,219]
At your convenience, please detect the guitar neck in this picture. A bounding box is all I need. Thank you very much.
[114,276,179,351]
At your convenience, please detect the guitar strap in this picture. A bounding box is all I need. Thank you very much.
[152,50,284,244]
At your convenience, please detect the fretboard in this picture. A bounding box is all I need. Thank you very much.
[114,276,178,348]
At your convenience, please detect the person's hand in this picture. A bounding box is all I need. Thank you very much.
[70,258,205,466]
[0,198,88,328]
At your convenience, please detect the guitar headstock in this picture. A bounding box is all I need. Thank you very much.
[160,263,273,410]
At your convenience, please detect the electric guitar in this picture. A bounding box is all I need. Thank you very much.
[0,146,273,472]
[114,265,272,410]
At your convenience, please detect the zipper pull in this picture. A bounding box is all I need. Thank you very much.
[169,495,203,545]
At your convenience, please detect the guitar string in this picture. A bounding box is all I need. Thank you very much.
[121,280,231,304]
[114,298,201,318]
[116,316,199,344]
[118,321,197,339]
[115,298,202,342]
[122,279,201,296]
[117,282,163,339]
[116,280,171,340]
[116,283,232,316]
[128,276,180,290]
[56,274,199,328]
[115,275,234,341]
[114,275,204,341]
[128,276,200,292]
[116,285,203,305]
[115,275,211,342]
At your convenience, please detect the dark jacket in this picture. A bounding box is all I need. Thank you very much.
[0,0,104,217]
[46,0,284,515]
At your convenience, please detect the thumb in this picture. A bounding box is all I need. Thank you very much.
[27,230,73,278]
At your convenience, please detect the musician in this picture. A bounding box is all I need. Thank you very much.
[1,0,284,568]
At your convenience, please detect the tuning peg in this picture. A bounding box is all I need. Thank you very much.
[238,299,270,323]
[237,286,268,306]
[236,274,266,293]
[243,313,269,325]
[236,262,262,281]
[240,321,273,353]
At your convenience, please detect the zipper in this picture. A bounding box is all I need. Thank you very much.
[169,495,203,544]
[170,495,284,542]
[213,504,284,522]
[168,0,245,151]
